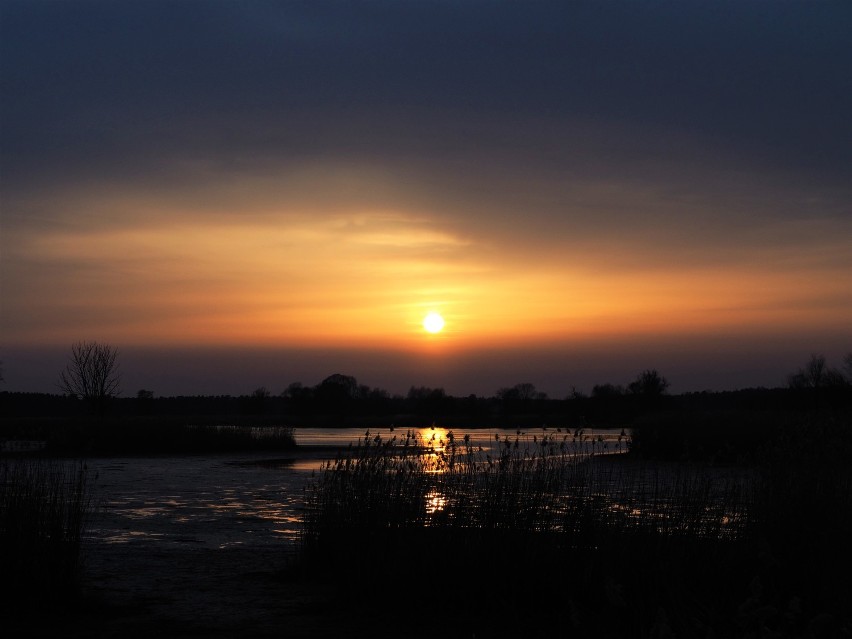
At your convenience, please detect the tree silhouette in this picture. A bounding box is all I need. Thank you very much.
[252,386,271,399]
[628,369,669,397]
[788,353,849,390]
[316,373,358,411]
[788,354,849,409]
[592,383,624,399]
[407,386,447,401]
[58,341,121,415]
[788,354,828,389]
[496,382,546,402]
[496,382,548,415]
[243,386,271,414]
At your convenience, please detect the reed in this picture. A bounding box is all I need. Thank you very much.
[0,459,93,612]
[750,413,852,632]
[300,428,759,636]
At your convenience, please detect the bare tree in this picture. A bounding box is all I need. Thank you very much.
[628,369,669,397]
[788,354,828,389]
[786,354,848,389]
[59,341,121,413]
[496,382,546,402]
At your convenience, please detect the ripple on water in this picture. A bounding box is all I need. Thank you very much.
[85,453,318,549]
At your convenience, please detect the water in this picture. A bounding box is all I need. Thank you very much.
[70,426,753,634]
[297,425,628,457]
[84,426,628,549]
[86,454,311,550]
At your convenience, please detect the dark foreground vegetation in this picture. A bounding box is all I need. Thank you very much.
[0,459,92,616]
[300,417,851,638]
[0,353,849,636]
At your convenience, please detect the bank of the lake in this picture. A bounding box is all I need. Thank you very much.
[5,419,849,638]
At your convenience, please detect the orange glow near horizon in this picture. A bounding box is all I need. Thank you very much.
[3,2,851,401]
[5,201,851,355]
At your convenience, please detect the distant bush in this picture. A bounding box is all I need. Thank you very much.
[1,416,296,456]
[629,409,790,463]
[78,420,297,455]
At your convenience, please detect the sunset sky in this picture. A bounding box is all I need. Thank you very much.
[2,1,850,397]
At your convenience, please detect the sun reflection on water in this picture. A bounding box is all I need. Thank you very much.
[418,426,450,453]
[425,489,447,515]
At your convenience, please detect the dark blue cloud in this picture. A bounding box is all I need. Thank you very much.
[2,1,850,192]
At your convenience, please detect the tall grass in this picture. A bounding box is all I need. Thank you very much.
[749,413,852,636]
[301,429,759,637]
[304,430,594,548]
[0,459,92,613]
[303,428,752,547]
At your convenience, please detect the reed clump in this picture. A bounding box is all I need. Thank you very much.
[748,413,852,636]
[0,459,93,613]
[301,428,758,637]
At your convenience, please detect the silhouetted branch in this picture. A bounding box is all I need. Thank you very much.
[58,341,121,413]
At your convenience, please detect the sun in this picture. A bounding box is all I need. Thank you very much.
[422,312,445,334]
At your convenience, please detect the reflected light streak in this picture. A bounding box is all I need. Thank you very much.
[418,426,451,455]
[425,489,447,516]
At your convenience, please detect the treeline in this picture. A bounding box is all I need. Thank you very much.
[3,366,850,429]
[3,353,851,460]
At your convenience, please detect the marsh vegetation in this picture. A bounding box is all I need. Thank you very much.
[1,353,849,636]
[301,422,851,637]
[0,459,92,615]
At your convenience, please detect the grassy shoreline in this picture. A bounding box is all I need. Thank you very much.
[1,417,296,456]
[2,408,849,636]
[298,421,851,637]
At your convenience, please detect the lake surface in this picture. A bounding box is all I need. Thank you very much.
[71,425,630,632]
[67,426,755,636]
[84,425,629,550]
